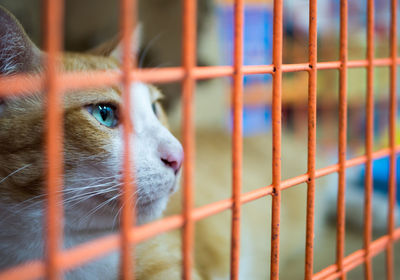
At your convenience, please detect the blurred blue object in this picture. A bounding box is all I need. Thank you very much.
[217,3,273,84]
[218,3,273,136]
[359,155,400,204]
[228,106,271,136]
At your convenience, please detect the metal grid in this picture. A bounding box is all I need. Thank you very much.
[0,0,399,279]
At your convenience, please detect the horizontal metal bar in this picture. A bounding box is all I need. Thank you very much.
[313,227,400,280]
[0,58,399,96]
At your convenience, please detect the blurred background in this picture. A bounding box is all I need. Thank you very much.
[200,1,400,278]
[1,0,399,278]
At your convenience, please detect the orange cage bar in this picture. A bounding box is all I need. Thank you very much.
[43,0,64,279]
[0,0,399,280]
[119,0,136,279]
[270,0,283,279]
[336,1,348,279]
[230,0,244,279]
[181,0,196,278]
[363,1,375,279]
[305,0,317,278]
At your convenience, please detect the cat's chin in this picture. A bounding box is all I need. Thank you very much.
[136,196,170,225]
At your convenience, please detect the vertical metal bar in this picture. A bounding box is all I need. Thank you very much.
[386,0,397,279]
[119,0,136,279]
[270,0,283,279]
[230,0,244,279]
[182,0,196,278]
[305,0,317,278]
[364,0,375,279]
[336,0,348,279]
[44,0,64,278]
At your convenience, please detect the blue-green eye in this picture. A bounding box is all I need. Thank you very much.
[90,104,119,128]
[151,102,158,116]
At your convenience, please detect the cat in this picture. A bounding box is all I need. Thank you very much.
[0,6,184,279]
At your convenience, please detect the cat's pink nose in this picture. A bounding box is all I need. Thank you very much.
[160,145,183,174]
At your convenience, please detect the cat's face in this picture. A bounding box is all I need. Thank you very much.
[61,66,183,228]
[0,7,183,229]
[62,80,182,229]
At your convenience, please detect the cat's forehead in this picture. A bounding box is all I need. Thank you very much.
[63,53,120,71]
[62,53,162,105]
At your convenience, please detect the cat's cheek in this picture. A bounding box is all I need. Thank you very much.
[109,132,124,172]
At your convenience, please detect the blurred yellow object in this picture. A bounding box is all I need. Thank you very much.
[376,123,400,149]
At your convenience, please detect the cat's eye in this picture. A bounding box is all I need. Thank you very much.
[151,102,158,117]
[89,104,119,128]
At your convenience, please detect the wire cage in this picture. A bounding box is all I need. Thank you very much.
[0,0,398,279]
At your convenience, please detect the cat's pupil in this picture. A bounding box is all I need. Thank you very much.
[99,106,109,121]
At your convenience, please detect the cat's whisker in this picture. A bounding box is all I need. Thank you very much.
[1,183,122,222]
[63,184,121,205]
[111,190,140,230]
[67,176,138,200]
[110,198,122,230]
[64,175,139,196]
[76,194,120,224]
[6,174,135,206]
[8,193,45,208]
[5,178,130,215]
[0,164,32,185]
[112,205,123,230]
[1,199,44,220]
[67,174,120,183]
[62,181,119,195]
[2,193,47,217]
[139,32,163,69]
[62,188,111,203]
[62,176,121,194]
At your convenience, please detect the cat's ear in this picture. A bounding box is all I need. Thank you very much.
[0,6,42,75]
[89,24,142,63]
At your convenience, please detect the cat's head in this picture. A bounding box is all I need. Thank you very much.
[0,6,183,228]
